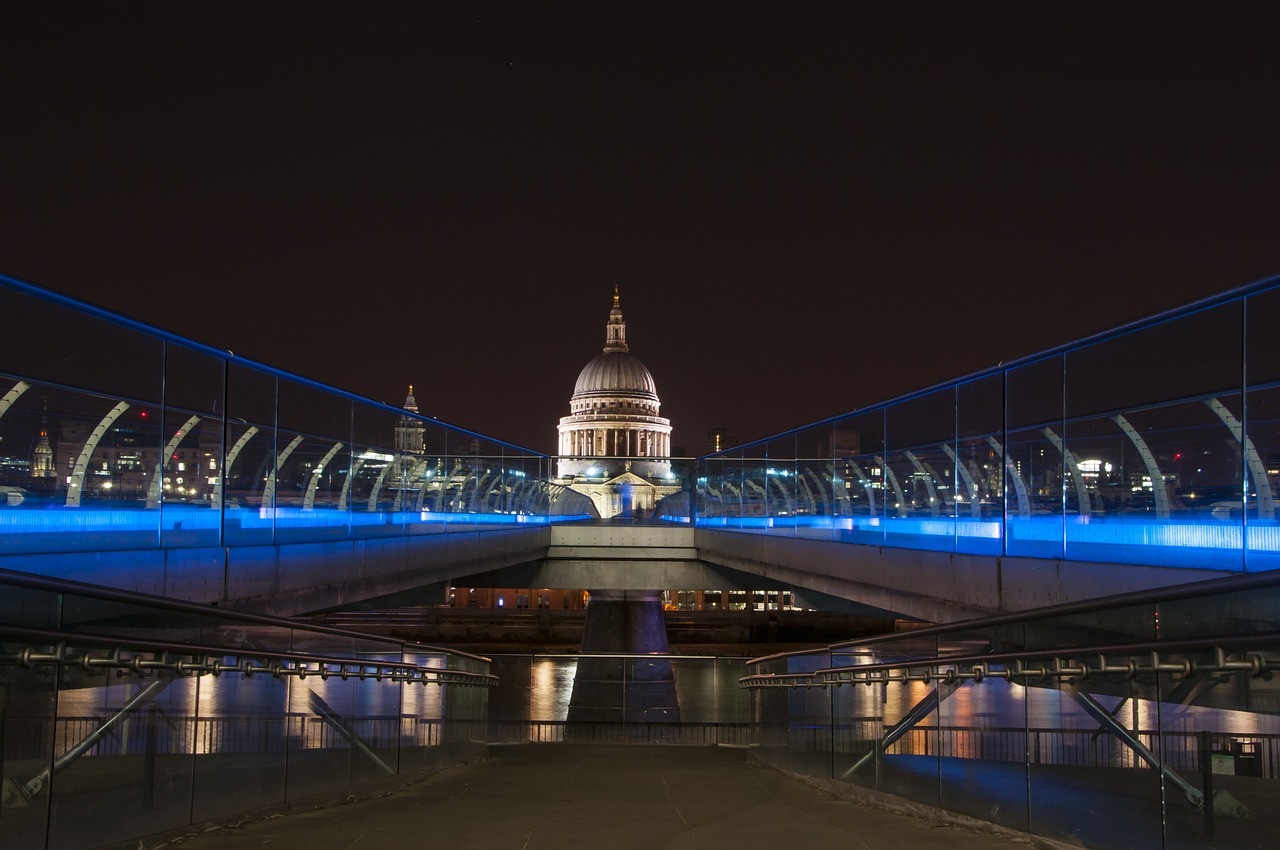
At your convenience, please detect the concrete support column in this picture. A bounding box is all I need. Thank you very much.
[567,589,680,725]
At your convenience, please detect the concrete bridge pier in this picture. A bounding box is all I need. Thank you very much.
[566,589,680,723]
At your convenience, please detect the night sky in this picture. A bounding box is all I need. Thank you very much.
[3,3,1279,454]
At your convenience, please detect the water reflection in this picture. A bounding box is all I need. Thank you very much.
[882,679,1280,736]
[47,666,457,760]
[531,658,577,720]
[488,654,751,726]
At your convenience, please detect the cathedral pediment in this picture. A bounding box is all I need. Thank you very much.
[605,471,651,486]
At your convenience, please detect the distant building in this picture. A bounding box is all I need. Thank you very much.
[704,427,737,455]
[554,289,680,518]
[451,586,588,610]
[30,419,54,478]
[394,385,426,454]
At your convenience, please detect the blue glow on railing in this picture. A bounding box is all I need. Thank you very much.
[693,512,1280,568]
[689,274,1280,573]
[0,504,595,549]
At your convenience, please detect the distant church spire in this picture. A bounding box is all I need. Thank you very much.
[31,402,54,479]
[604,287,628,353]
[395,385,425,453]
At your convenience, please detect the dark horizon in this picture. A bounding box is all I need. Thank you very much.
[4,3,1279,453]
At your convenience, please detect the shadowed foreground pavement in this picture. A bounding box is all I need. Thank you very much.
[159,744,1046,850]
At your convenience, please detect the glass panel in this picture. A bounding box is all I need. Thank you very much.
[59,595,203,645]
[829,647,884,791]
[0,286,164,404]
[1005,356,1064,559]
[1157,639,1280,849]
[698,456,722,520]
[0,382,80,553]
[159,408,223,548]
[224,363,276,433]
[191,659,288,822]
[1026,668,1164,848]
[1066,303,1247,571]
[272,380,351,544]
[1067,302,1243,419]
[163,343,225,417]
[347,639,403,784]
[1022,600,1157,653]
[1065,399,1243,570]
[718,459,749,523]
[796,424,838,541]
[285,632,355,801]
[0,586,60,627]
[884,388,956,552]
[1155,580,1280,641]
[739,453,769,531]
[273,430,349,544]
[751,655,791,770]
[9,387,166,553]
[781,653,834,777]
[956,373,1004,554]
[763,434,797,535]
[1246,286,1280,571]
[700,454,738,522]
[833,410,884,546]
[220,421,274,546]
[46,665,197,849]
[222,364,276,546]
[937,671,1029,832]
[0,639,57,850]
[444,673,488,756]
[879,678,941,806]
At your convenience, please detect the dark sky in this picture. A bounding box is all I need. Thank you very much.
[3,2,1279,454]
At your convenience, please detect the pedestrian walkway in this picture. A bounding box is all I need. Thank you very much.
[158,744,1052,850]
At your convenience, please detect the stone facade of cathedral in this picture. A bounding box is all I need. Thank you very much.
[554,290,680,519]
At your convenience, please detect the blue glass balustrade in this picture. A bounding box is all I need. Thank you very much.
[8,269,1280,575]
[0,275,595,556]
[696,276,1280,572]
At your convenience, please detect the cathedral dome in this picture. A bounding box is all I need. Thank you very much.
[573,351,658,399]
[557,288,673,490]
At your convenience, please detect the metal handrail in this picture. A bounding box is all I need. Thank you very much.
[740,630,1280,689]
[744,568,1280,667]
[0,623,498,687]
[0,565,492,664]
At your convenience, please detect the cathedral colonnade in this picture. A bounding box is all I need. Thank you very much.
[559,426,671,458]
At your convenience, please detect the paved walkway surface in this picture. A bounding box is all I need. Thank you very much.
[161,744,1044,850]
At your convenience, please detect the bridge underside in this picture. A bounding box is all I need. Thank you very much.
[2,521,1233,622]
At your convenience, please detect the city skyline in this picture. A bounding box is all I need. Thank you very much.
[3,3,1279,453]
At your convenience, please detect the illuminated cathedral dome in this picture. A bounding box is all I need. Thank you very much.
[570,291,659,400]
[557,289,672,487]
[573,351,659,398]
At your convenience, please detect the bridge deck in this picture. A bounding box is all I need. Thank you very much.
[160,744,1035,850]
